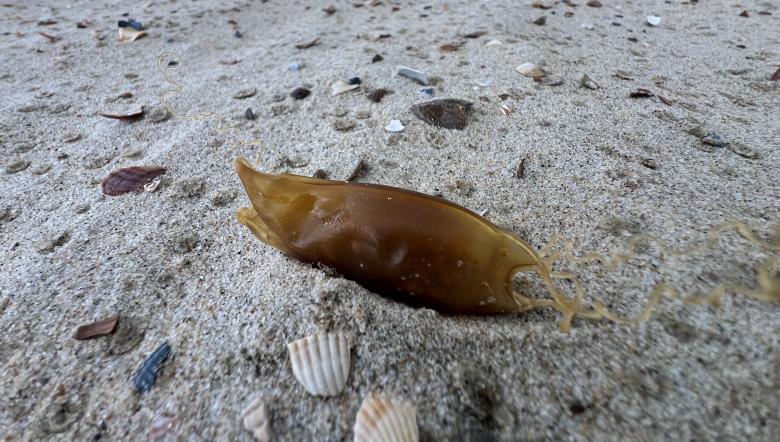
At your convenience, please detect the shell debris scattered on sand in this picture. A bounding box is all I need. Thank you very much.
[354,393,418,442]
[332,80,360,96]
[242,397,271,441]
[117,27,146,42]
[288,332,350,397]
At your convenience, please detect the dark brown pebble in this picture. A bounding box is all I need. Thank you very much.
[629,88,654,98]
[290,87,311,100]
[533,16,547,26]
[371,54,383,63]
[515,158,526,178]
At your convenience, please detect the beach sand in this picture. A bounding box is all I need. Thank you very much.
[1,0,779,440]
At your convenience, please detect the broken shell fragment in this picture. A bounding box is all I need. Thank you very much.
[99,105,144,121]
[367,88,391,103]
[410,99,472,130]
[101,166,167,196]
[396,66,428,85]
[353,394,418,442]
[332,80,360,96]
[385,120,404,132]
[499,104,512,116]
[133,341,172,394]
[242,397,271,442]
[485,39,502,46]
[646,15,662,27]
[148,415,178,440]
[73,315,119,340]
[579,74,600,90]
[516,62,546,79]
[287,332,350,397]
[118,27,146,42]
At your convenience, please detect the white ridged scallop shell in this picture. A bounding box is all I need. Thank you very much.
[288,332,350,396]
[241,397,270,442]
[353,394,418,442]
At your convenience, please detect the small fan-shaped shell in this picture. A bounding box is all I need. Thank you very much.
[287,332,350,396]
[354,394,418,442]
[241,397,270,442]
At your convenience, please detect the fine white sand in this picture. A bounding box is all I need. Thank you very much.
[1,0,779,440]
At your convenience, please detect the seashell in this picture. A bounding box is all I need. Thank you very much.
[367,88,391,103]
[579,74,599,90]
[133,341,171,394]
[516,63,545,79]
[646,15,662,27]
[499,104,512,116]
[396,66,428,85]
[410,99,472,130]
[332,80,360,96]
[353,394,418,442]
[99,105,145,121]
[287,332,350,396]
[384,120,404,132]
[242,397,271,441]
[485,39,502,46]
[118,27,146,42]
[295,36,320,49]
[101,166,167,196]
[73,315,118,340]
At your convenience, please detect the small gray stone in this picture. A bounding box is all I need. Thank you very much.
[354,110,371,119]
[728,142,759,159]
[73,204,90,214]
[146,106,170,123]
[209,188,238,206]
[268,93,286,103]
[329,106,347,117]
[83,155,112,170]
[0,207,20,223]
[687,126,708,139]
[13,143,35,153]
[701,135,726,148]
[6,159,30,174]
[171,233,199,253]
[640,158,658,169]
[121,147,143,158]
[330,117,356,131]
[271,103,292,116]
[31,164,52,175]
[62,132,81,143]
[233,87,257,99]
[36,231,71,253]
[172,177,205,199]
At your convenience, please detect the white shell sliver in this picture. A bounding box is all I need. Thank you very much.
[288,332,350,396]
[353,394,418,442]
[241,397,270,442]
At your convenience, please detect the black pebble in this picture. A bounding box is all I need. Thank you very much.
[348,77,361,85]
[167,60,178,66]
[245,108,256,120]
[371,54,383,63]
[117,19,143,30]
[234,30,242,38]
[133,341,171,394]
[290,87,311,100]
